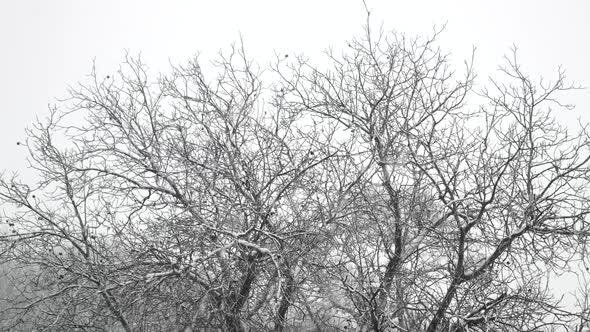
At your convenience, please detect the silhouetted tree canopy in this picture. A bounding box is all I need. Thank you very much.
[2,23,590,332]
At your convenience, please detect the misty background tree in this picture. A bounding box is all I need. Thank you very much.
[2,20,590,332]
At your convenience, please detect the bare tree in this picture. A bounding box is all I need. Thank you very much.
[275,20,590,331]
[1,21,590,332]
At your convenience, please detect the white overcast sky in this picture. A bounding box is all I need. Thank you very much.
[1,0,589,172]
[1,0,590,297]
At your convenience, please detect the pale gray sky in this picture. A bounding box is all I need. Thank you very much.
[1,0,589,303]
[1,1,589,173]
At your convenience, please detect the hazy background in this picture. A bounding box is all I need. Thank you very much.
[1,0,589,306]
